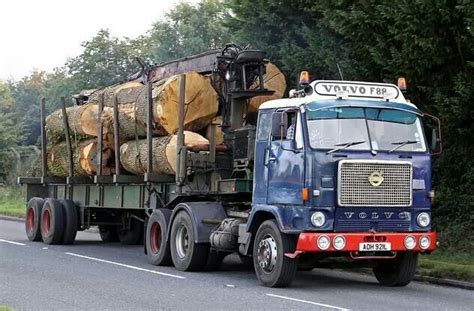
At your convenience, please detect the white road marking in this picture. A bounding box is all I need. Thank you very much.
[0,239,26,246]
[266,294,350,311]
[65,252,185,279]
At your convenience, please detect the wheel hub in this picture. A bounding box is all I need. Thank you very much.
[257,235,277,273]
[150,222,162,255]
[175,225,189,259]
[26,208,35,233]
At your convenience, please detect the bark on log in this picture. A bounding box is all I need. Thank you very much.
[119,131,209,175]
[248,62,286,112]
[89,72,218,138]
[45,105,101,142]
[47,140,114,176]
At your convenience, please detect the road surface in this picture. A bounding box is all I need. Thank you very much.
[0,219,472,310]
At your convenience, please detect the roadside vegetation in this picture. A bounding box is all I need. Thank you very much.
[0,187,25,218]
[419,251,474,282]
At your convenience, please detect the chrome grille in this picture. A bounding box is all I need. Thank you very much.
[338,160,412,207]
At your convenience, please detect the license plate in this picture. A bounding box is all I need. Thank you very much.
[359,242,391,251]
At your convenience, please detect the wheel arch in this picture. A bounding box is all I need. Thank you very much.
[168,201,226,243]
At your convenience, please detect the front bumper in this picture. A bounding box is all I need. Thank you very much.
[286,232,437,258]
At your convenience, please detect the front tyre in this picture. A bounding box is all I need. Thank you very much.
[373,252,418,287]
[253,219,298,287]
[170,211,209,271]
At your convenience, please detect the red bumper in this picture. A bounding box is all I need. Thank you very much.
[289,232,437,256]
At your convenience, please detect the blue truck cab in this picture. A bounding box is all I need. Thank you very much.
[248,80,438,287]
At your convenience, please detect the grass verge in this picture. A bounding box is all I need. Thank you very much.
[0,186,25,218]
[418,250,474,282]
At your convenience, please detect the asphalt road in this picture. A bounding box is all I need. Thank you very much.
[1,219,472,311]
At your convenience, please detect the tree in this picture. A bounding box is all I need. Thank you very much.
[148,0,232,62]
[66,29,146,89]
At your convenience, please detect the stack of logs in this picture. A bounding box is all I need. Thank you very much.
[45,64,286,177]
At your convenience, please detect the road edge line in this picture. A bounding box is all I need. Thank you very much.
[266,293,350,311]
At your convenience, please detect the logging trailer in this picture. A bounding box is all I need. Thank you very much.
[19,44,441,287]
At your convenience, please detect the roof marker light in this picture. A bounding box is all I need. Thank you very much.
[398,77,407,91]
[299,71,310,86]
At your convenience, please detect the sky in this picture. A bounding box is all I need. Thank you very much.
[0,0,197,80]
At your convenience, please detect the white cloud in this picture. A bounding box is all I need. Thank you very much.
[0,0,197,80]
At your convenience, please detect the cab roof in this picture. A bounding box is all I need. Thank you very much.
[259,80,420,114]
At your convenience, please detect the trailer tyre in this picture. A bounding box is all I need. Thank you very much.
[40,198,65,245]
[99,226,119,242]
[25,198,44,242]
[170,211,209,271]
[59,200,78,244]
[118,218,142,245]
[253,219,298,287]
[373,252,418,287]
[146,209,173,266]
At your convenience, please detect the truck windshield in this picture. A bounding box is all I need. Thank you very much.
[306,107,427,152]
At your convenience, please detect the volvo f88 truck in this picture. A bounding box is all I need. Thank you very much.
[20,46,440,287]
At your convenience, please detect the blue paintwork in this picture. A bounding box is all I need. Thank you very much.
[248,99,432,234]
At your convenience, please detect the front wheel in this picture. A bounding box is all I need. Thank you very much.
[253,219,298,287]
[373,252,418,286]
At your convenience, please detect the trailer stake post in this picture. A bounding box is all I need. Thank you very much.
[176,74,186,194]
[97,94,104,176]
[40,98,48,177]
[146,81,153,177]
[61,97,74,177]
[113,94,121,175]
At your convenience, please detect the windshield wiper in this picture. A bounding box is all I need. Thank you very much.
[388,140,418,153]
[327,141,366,154]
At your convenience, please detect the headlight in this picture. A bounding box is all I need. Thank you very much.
[417,212,431,227]
[419,236,431,250]
[333,235,346,250]
[311,211,326,228]
[317,235,330,250]
[404,236,416,250]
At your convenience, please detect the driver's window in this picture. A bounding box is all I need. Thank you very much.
[286,112,296,140]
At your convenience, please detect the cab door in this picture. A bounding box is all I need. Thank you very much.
[266,110,305,205]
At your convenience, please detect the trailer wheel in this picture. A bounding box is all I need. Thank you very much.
[118,218,142,245]
[253,219,298,287]
[59,200,78,244]
[99,226,119,242]
[40,198,65,245]
[25,198,44,241]
[146,209,172,266]
[170,211,209,271]
[373,252,418,287]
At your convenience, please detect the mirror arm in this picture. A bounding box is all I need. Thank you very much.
[424,112,443,156]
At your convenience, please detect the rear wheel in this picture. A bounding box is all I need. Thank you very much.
[59,200,78,244]
[25,198,44,241]
[99,226,119,242]
[40,198,64,245]
[253,219,298,287]
[146,209,172,266]
[170,211,209,271]
[373,252,418,286]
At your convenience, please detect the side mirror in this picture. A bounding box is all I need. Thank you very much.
[423,113,442,156]
[271,112,288,139]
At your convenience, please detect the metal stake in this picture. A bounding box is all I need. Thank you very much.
[40,98,47,177]
[176,75,186,194]
[97,94,104,176]
[146,81,153,176]
[61,97,74,177]
[113,95,121,175]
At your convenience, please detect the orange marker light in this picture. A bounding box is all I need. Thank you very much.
[302,188,310,201]
[299,71,310,85]
[398,77,407,91]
